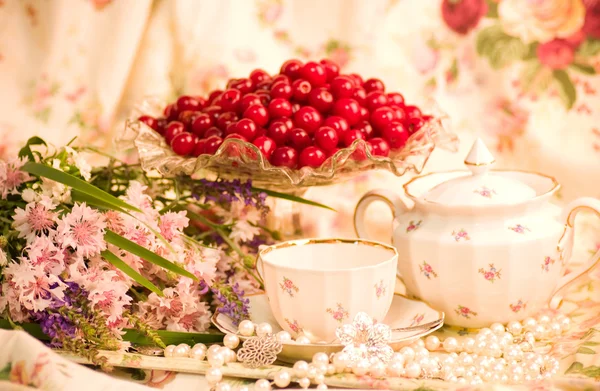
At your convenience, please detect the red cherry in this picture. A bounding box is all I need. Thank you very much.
[291,79,312,102]
[404,105,422,119]
[308,88,334,113]
[299,146,326,168]
[272,74,290,85]
[176,95,203,112]
[156,118,167,135]
[342,128,366,148]
[291,102,301,114]
[204,127,223,138]
[234,118,258,141]
[352,88,367,106]
[138,115,159,131]
[365,91,389,111]
[249,69,271,85]
[327,147,340,157]
[354,121,375,139]
[348,73,364,87]
[255,81,272,91]
[224,133,248,142]
[267,120,290,145]
[387,92,405,106]
[178,110,199,128]
[203,105,222,122]
[363,78,385,93]
[228,78,254,95]
[240,94,262,113]
[171,132,196,156]
[391,106,407,122]
[255,91,271,106]
[207,90,223,105]
[332,98,361,126]
[367,137,390,157]
[370,107,395,131]
[192,139,207,157]
[225,122,237,136]
[406,117,425,134]
[253,136,277,159]
[319,59,340,81]
[216,111,239,131]
[314,126,339,151]
[164,103,179,121]
[164,121,186,145]
[422,114,433,122]
[191,113,213,137]
[280,117,294,130]
[270,82,293,100]
[382,122,409,149]
[293,106,322,134]
[323,116,349,134]
[288,128,312,150]
[359,107,369,121]
[300,61,327,87]
[255,127,267,138]
[204,136,224,155]
[351,144,368,161]
[243,105,269,127]
[330,76,355,99]
[268,98,293,119]
[270,146,298,168]
[219,89,242,112]
[280,59,303,80]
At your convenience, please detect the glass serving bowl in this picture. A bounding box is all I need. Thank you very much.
[116,97,458,193]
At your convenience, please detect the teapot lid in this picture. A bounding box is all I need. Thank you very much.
[422,138,537,205]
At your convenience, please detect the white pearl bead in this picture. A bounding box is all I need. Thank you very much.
[314,373,325,384]
[312,352,329,366]
[173,343,190,357]
[208,344,222,357]
[193,343,207,351]
[333,352,349,372]
[478,328,492,336]
[368,361,386,377]
[490,323,505,335]
[295,335,311,344]
[352,359,370,376]
[189,345,207,360]
[474,340,487,355]
[238,320,255,336]
[412,339,425,348]
[208,352,225,367]
[223,334,240,349]
[462,337,476,353]
[254,378,271,391]
[457,377,467,384]
[238,387,250,391]
[414,347,429,359]
[327,364,336,375]
[523,317,537,330]
[164,345,176,358]
[273,370,292,388]
[390,352,405,366]
[276,331,292,343]
[443,337,459,353]
[405,362,421,378]
[387,361,404,377]
[223,348,237,363]
[400,346,416,361]
[443,355,456,366]
[560,316,571,331]
[461,355,474,365]
[255,323,273,338]
[316,384,328,390]
[500,374,509,383]
[294,361,309,377]
[307,366,319,379]
[215,383,232,391]
[418,357,431,370]
[454,366,465,377]
[548,321,562,336]
[506,321,523,335]
[424,335,441,351]
[205,367,223,385]
[447,375,458,383]
[298,378,310,389]
[533,324,546,339]
[537,314,551,325]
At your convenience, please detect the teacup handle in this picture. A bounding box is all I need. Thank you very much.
[354,189,412,283]
[550,197,600,309]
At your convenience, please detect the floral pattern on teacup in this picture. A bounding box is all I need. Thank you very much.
[509,224,530,234]
[473,186,497,199]
[326,303,349,323]
[374,280,386,299]
[419,261,438,279]
[406,220,422,233]
[510,299,527,313]
[451,229,471,242]
[542,256,556,272]
[478,263,502,283]
[410,313,425,327]
[279,277,299,297]
[455,305,478,319]
[284,318,303,334]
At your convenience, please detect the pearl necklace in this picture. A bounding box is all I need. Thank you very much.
[163,313,570,391]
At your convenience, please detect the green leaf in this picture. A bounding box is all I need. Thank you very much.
[580,366,600,378]
[252,187,336,211]
[22,162,142,213]
[582,341,600,346]
[553,70,577,110]
[571,63,596,75]
[18,137,47,161]
[486,0,498,18]
[0,363,11,380]
[476,25,529,69]
[577,346,596,354]
[104,230,196,280]
[578,39,600,57]
[101,250,163,296]
[521,60,543,92]
[566,361,584,374]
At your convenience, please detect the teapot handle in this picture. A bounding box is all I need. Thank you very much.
[549,197,600,309]
[353,189,411,241]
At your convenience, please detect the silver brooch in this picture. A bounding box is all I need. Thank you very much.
[236,334,283,368]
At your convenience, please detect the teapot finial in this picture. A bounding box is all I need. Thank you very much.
[464,138,495,175]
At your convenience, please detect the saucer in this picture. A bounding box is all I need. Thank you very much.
[212,293,444,363]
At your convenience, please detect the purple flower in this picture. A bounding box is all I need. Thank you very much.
[211,282,250,326]
[190,178,269,213]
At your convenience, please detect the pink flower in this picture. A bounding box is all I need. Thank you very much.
[56,203,107,258]
[424,264,432,272]
[441,0,488,35]
[0,157,31,199]
[484,271,495,280]
[159,211,189,241]
[583,0,600,38]
[12,196,57,242]
[537,39,575,69]
[123,181,159,225]
[461,307,470,314]
[26,236,65,274]
[3,260,65,312]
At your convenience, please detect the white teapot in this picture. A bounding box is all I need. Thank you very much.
[354,138,600,327]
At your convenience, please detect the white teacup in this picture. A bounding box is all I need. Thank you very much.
[257,238,398,342]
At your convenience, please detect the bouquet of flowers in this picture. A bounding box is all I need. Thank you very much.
[0,137,325,369]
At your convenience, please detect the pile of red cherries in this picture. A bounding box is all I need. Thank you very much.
[138,59,431,169]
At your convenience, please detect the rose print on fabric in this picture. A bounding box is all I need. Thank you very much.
[473,186,497,199]
[478,263,502,283]
[509,224,530,234]
[455,305,478,319]
[326,303,349,323]
[406,220,422,233]
[410,313,425,327]
[451,229,471,242]
[279,277,299,297]
[419,261,438,279]
[510,299,527,313]
[542,256,556,272]
[374,280,386,299]
[284,318,303,334]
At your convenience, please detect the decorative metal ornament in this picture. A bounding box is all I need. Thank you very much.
[335,312,394,365]
[236,334,283,368]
